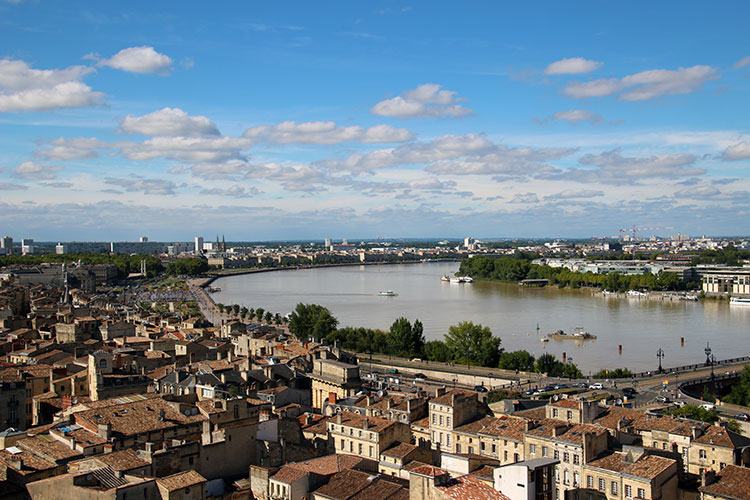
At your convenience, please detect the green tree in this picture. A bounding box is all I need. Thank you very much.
[663,404,719,424]
[288,303,339,340]
[232,304,240,315]
[265,311,273,324]
[725,366,750,406]
[217,303,224,313]
[388,317,425,357]
[424,340,453,363]
[444,321,502,367]
[255,308,265,323]
[498,350,535,372]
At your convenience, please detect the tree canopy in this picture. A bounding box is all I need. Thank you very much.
[388,317,425,358]
[288,303,339,340]
[445,321,502,367]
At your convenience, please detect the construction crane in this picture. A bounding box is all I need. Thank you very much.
[618,225,669,241]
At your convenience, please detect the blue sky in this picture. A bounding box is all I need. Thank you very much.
[1,1,749,241]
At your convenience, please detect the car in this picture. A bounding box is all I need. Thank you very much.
[655,396,670,403]
[622,387,637,396]
[589,383,603,390]
[413,373,427,381]
[700,403,716,410]
[474,385,488,393]
[554,384,570,390]
[523,389,536,396]
[387,368,399,374]
[735,413,750,421]
[673,400,687,407]
[574,382,588,388]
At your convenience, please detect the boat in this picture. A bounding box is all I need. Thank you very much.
[378,290,397,297]
[730,297,750,306]
[547,327,597,341]
[205,286,221,293]
[540,337,549,343]
[441,275,450,282]
[457,276,473,283]
[450,277,463,283]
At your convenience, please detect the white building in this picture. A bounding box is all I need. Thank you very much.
[21,238,34,255]
[55,243,68,254]
[494,458,559,500]
[194,236,204,254]
[1,236,12,255]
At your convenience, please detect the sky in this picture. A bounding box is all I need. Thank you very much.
[1,1,749,242]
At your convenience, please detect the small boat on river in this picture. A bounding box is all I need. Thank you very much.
[378,290,397,296]
[547,327,597,341]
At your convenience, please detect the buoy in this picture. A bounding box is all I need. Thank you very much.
[619,345,622,355]
[681,337,684,347]
[562,352,567,363]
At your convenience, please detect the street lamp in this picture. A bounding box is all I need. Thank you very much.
[705,342,712,367]
[710,354,716,380]
[657,348,665,374]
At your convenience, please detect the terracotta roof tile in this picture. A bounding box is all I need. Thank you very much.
[157,470,207,491]
[699,464,750,500]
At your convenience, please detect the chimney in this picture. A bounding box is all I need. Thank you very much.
[145,442,155,453]
[362,418,369,430]
[328,392,337,405]
[701,470,717,487]
[436,386,447,397]
[337,413,342,424]
[692,426,704,440]
[97,423,112,440]
[8,458,23,471]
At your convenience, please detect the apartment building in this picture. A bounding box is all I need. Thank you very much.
[327,411,412,461]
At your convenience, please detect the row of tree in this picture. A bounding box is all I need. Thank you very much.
[216,303,286,325]
[458,255,692,292]
[0,253,163,278]
[286,302,583,376]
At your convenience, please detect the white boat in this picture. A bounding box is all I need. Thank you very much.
[730,297,750,306]
[449,276,473,283]
[450,277,463,283]
[378,290,397,297]
[441,275,450,282]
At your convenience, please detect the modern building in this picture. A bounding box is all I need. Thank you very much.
[495,458,558,500]
[700,267,750,297]
[55,243,68,254]
[22,238,34,255]
[1,235,12,255]
[195,236,204,254]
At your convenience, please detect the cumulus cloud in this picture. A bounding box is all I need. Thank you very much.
[676,184,749,201]
[734,56,750,69]
[14,161,63,179]
[104,177,178,195]
[720,141,750,161]
[544,57,603,75]
[120,108,220,137]
[119,136,252,163]
[200,185,260,198]
[544,189,604,200]
[0,59,104,112]
[243,121,413,144]
[35,137,107,160]
[563,65,719,101]
[0,182,28,190]
[98,46,173,75]
[537,109,604,125]
[371,83,471,118]
[559,148,704,184]
[510,192,539,203]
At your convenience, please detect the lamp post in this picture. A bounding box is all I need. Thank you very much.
[704,342,712,367]
[657,348,665,374]
[710,354,716,380]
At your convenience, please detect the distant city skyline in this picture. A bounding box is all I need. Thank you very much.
[1,2,749,240]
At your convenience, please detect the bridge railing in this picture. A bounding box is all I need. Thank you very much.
[627,356,750,379]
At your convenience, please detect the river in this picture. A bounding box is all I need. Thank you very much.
[211,262,750,373]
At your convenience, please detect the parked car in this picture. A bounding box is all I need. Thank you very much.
[589,383,603,390]
[387,368,399,374]
[622,387,637,396]
[574,382,588,388]
[673,400,687,407]
[523,389,536,396]
[413,373,427,380]
[734,413,749,421]
[700,403,716,410]
[655,395,670,403]
[474,385,488,393]
[554,384,570,390]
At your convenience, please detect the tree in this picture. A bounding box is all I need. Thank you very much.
[424,340,453,363]
[498,350,535,372]
[217,303,224,313]
[535,353,559,375]
[232,304,240,315]
[265,311,273,324]
[249,308,255,320]
[663,404,719,424]
[444,322,502,367]
[255,308,265,323]
[388,317,425,357]
[725,366,750,406]
[165,258,209,276]
[288,303,339,340]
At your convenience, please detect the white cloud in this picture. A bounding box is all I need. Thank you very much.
[35,137,107,160]
[510,192,539,203]
[371,83,471,118]
[0,59,104,112]
[243,121,413,144]
[0,182,28,190]
[120,108,220,137]
[14,161,63,179]
[559,148,704,184]
[676,184,749,201]
[544,109,604,125]
[563,65,719,101]
[544,57,603,75]
[104,177,178,195]
[721,141,750,161]
[734,56,750,69]
[544,189,604,200]
[119,136,252,163]
[98,46,173,75]
[200,185,260,198]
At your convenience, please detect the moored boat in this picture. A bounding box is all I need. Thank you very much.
[547,327,597,340]
[730,297,750,306]
[378,290,397,296]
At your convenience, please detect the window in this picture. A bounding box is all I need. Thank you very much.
[573,454,580,465]
[599,478,605,491]
[341,439,345,449]
[563,470,569,486]
[447,417,451,426]
[542,446,548,457]
[587,475,593,488]
[447,434,451,446]
[358,443,363,454]
[468,446,474,454]
[574,473,579,487]
[504,450,508,461]
[432,414,436,424]
[611,481,618,495]
[637,488,645,499]
[553,409,558,417]
[492,444,496,453]
[625,484,632,498]
[529,444,536,454]
[567,411,572,420]
[456,444,462,453]
[563,452,569,463]
[481,441,485,450]
[370,446,374,457]
[554,450,559,459]
[440,415,444,426]
[700,450,707,459]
